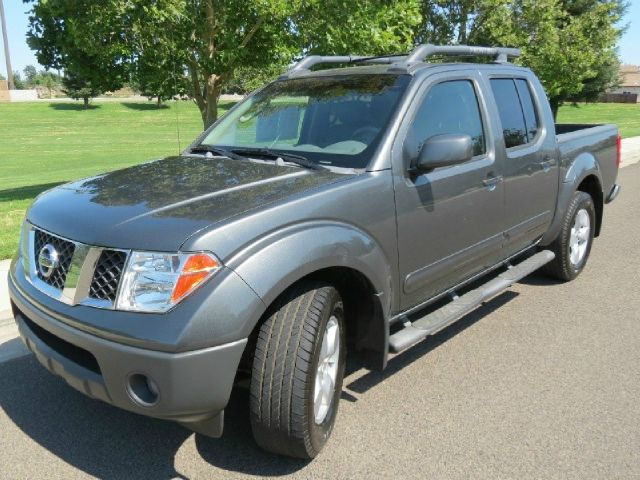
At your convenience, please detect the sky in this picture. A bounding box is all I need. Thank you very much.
[1,0,640,78]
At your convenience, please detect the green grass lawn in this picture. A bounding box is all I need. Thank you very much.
[0,100,638,259]
[0,100,233,259]
[557,102,640,138]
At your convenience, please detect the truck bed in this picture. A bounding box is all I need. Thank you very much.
[555,123,619,200]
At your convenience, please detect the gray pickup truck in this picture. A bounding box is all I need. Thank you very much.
[8,44,620,459]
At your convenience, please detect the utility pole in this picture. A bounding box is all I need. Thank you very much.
[0,0,14,89]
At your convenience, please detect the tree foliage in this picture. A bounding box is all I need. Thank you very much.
[12,72,26,89]
[23,65,38,85]
[24,0,423,128]
[25,0,130,104]
[416,0,626,116]
[62,70,102,108]
[25,0,625,123]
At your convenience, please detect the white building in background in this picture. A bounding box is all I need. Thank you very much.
[0,79,39,102]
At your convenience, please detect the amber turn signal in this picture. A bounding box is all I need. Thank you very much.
[171,254,220,303]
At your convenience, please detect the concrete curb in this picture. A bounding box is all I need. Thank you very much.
[0,317,28,363]
[0,261,27,363]
[621,137,640,168]
[1,259,12,320]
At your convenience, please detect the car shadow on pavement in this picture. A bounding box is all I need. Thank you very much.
[0,356,308,478]
[194,389,310,475]
[345,290,520,395]
[517,271,563,287]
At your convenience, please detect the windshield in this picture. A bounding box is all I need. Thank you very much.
[200,74,410,169]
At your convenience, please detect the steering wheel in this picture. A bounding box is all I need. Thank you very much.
[351,126,380,144]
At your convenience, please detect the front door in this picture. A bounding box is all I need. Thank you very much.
[393,74,505,311]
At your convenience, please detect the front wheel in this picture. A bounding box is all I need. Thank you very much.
[250,281,346,458]
[544,191,596,281]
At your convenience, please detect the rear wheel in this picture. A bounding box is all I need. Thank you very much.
[250,281,346,458]
[544,191,595,281]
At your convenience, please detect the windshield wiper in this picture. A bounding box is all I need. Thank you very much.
[230,147,326,171]
[190,144,248,161]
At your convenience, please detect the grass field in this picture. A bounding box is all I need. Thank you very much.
[557,102,640,138]
[1,100,638,259]
[0,100,234,259]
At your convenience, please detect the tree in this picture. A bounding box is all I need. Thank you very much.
[415,0,626,117]
[23,64,37,86]
[62,70,101,108]
[12,71,26,89]
[25,0,130,104]
[37,70,60,98]
[131,43,189,106]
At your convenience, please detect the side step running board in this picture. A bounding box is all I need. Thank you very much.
[388,250,555,354]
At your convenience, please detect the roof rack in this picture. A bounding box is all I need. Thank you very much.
[283,44,520,77]
[405,44,520,64]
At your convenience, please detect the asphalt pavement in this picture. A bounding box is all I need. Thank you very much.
[0,164,639,479]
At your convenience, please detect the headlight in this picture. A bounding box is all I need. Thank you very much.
[116,251,221,313]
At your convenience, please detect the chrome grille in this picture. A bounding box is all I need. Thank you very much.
[89,250,127,302]
[33,229,75,290]
[25,224,129,309]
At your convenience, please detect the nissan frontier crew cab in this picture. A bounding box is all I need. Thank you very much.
[8,44,621,459]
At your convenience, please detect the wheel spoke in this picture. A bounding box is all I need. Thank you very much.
[325,321,338,357]
[322,373,334,405]
[313,315,341,424]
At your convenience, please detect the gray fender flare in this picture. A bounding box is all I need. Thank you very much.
[225,221,394,367]
[541,152,603,245]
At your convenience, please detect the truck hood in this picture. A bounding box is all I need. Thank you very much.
[27,156,345,251]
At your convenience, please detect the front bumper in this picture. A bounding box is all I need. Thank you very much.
[9,271,247,437]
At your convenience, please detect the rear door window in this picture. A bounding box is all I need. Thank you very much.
[514,79,539,142]
[490,78,528,148]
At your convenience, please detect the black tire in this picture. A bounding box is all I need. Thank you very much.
[250,281,346,458]
[544,191,596,281]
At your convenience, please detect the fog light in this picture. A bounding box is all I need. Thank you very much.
[127,373,160,407]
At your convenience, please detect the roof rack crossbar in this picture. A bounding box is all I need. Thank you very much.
[289,55,370,72]
[406,44,520,64]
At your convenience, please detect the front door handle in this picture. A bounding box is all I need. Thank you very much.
[539,159,555,172]
[482,175,503,191]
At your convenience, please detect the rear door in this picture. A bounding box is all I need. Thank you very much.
[393,72,505,310]
[487,76,559,256]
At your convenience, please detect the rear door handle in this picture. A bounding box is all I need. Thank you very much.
[539,159,555,172]
[482,175,503,191]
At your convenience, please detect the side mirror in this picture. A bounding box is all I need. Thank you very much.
[414,133,474,171]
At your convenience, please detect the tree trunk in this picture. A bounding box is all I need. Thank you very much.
[83,96,89,110]
[203,74,222,129]
[188,62,225,130]
[157,96,162,107]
